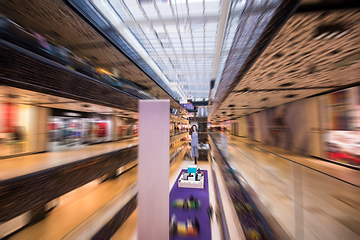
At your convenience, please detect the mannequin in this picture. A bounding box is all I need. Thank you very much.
[190,125,198,164]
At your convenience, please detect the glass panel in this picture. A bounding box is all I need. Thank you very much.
[209,133,360,240]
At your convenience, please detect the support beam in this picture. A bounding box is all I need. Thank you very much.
[138,100,170,240]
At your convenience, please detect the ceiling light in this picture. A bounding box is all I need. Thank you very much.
[308,66,317,75]
[325,31,339,39]
[8,94,19,99]
[279,82,294,87]
[315,32,328,40]
[284,94,298,98]
[334,31,348,39]
[315,24,348,40]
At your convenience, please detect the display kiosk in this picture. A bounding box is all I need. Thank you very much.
[178,165,204,189]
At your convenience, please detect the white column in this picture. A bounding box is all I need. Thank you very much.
[221,133,228,157]
[138,100,170,240]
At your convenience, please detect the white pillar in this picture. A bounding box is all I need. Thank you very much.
[138,100,170,240]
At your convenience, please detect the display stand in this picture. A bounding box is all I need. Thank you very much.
[178,172,204,189]
[177,165,204,189]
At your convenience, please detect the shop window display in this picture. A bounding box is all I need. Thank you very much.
[0,102,33,157]
[115,117,137,140]
[89,118,112,143]
[48,116,88,151]
[48,109,113,151]
[322,86,360,165]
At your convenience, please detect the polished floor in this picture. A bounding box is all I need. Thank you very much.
[9,166,137,240]
[0,138,138,181]
[214,133,360,240]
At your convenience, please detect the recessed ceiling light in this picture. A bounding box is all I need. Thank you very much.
[285,94,298,98]
[273,52,283,58]
[325,31,339,39]
[334,31,348,39]
[315,32,329,40]
[308,66,317,75]
[8,94,18,99]
[279,82,294,87]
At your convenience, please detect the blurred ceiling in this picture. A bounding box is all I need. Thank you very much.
[66,0,259,102]
[0,0,359,120]
[209,3,360,121]
[0,0,185,113]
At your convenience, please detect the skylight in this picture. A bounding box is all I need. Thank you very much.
[82,0,243,102]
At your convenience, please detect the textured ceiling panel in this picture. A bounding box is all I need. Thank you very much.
[210,8,360,122]
[210,0,301,116]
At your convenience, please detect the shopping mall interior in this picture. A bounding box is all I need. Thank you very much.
[0,0,359,239]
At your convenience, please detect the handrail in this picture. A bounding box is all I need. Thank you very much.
[209,133,276,240]
[228,134,360,188]
[62,182,137,240]
[211,168,231,240]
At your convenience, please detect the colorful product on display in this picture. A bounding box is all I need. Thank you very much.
[172,195,201,210]
[169,214,199,238]
[96,122,107,137]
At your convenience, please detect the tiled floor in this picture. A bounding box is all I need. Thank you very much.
[215,133,360,240]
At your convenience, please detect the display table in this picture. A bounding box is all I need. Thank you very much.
[178,172,204,189]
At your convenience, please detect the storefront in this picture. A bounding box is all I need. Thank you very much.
[322,86,360,165]
[48,108,114,151]
[0,102,38,157]
[115,117,137,140]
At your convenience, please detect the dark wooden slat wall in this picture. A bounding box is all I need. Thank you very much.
[0,146,138,222]
[0,40,138,112]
